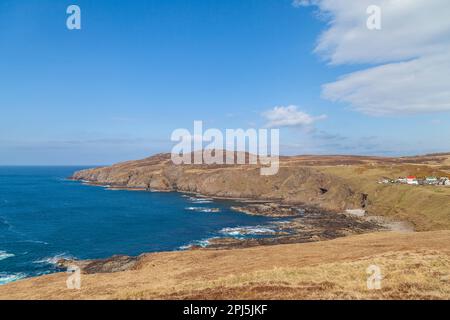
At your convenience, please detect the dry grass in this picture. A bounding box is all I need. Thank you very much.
[319,165,450,231]
[2,153,449,300]
[2,231,450,300]
[145,250,450,300]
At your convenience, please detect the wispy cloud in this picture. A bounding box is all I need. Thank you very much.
[295,0,450,115]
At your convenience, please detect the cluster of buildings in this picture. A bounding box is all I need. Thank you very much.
[379,176,450,186]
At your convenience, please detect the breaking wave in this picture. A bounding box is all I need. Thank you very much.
[0,251,15,261]
[185,207,220,213]
[178,237,220,250]
[33,253,74,266]
[21,239,49,245]
[272,220,291,225]
[0,272,26,285]
[186,196,214,204]
[219,226,276,236]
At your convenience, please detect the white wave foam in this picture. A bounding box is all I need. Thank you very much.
[219,226,276,236]
[22,239,49,245]
[272,220,291,225]
[192,200,213,204]
[0,251,14,261]
[0,273,26,285]
[187,197,214,204]
[185,207,220,213]
[178,237,220,250]
[33,253,74,266]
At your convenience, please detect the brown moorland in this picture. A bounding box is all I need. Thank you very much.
[1,231,449,300]
[1,152,449,299]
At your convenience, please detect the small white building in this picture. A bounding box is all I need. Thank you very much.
[407,176,418,185]
[397,178,407,184]
[426,177,438,184]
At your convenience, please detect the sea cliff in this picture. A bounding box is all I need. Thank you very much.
[71,153,367,212]
[72,152,450,231]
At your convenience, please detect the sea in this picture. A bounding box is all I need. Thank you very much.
[0,166,280,285]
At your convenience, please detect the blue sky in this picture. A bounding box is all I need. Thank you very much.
[1,0,449,165]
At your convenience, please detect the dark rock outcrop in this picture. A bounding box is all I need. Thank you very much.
[57,255,140,274]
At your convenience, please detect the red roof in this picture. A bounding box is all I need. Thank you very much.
[407,176,416,179]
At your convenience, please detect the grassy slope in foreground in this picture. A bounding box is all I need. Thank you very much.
[1,231,450,300]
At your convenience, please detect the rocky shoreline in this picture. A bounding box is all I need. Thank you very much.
[57,255,140,274]
[2,152,448,299]
[55,200,389,274]
[64,153,422,275]
[59,179,391,274]
[189,203,386,250]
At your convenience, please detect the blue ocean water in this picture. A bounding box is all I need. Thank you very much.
[0,166,277,285]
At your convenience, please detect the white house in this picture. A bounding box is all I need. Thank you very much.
[426,177,438,184]
[407,176,418,185]
[397,178,407,184]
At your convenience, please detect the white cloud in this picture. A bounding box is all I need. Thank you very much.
[295,0,450,115]
[262,105,326,128]
[295,0,450,65]
[323,54,450,115]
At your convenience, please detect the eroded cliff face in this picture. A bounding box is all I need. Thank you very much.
[71,153,363,211]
